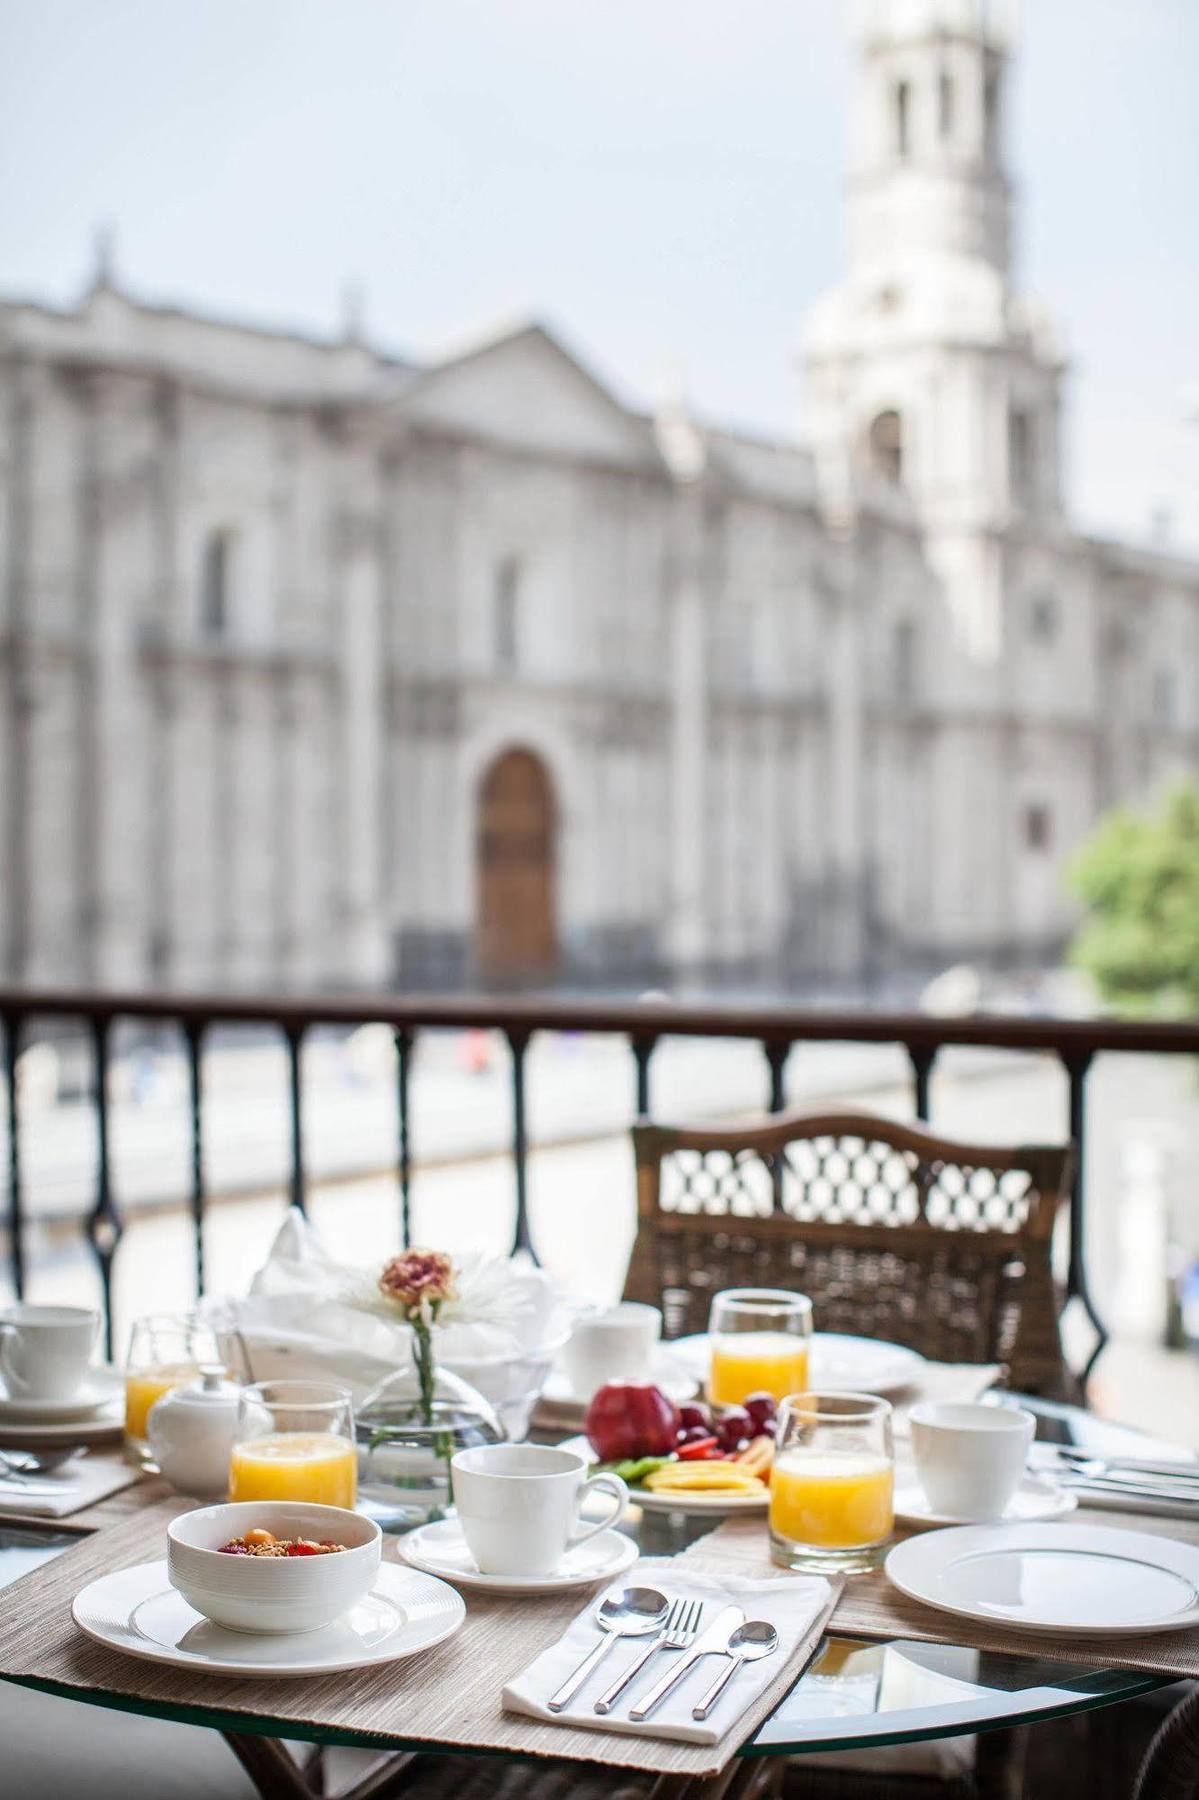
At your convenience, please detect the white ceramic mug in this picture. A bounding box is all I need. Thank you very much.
[909,1401,1036,1521]
[0,1304,100,1401]
[562,1302,662,1401]
[451,1443,628,1576]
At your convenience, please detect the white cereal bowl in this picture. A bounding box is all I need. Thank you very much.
[167,1502,381,1635]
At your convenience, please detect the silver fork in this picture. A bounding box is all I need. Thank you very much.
[593,1597,705,1715]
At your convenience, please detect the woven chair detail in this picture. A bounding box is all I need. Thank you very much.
[625,1110,1074,1397]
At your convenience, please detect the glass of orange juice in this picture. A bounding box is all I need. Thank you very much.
[229,1380,357,1509]
[769,1392,894,1573]
[124,1313,221,1468]
[708,1288,813,1406]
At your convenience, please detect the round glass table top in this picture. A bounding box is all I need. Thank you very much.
[0,1392,1186,1759]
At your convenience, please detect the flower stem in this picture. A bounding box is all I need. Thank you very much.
[413,1320,436,1427]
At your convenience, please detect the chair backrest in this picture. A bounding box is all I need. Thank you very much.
[625,1108,1075,1396]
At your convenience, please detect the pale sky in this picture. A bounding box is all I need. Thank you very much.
[2,0,1197,547]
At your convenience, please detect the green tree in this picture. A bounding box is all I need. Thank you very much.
[1068,780,1199,1014]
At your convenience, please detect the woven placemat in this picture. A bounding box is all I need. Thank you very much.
[0,1498,839,1778]
[702,1507,1199,1680]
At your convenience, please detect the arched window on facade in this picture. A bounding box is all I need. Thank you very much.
[894,80,912,156]
[893,618,916,701]
[494,556,520,671]
[200,528,235,638]
[867,410,904,485]
[938,71,955,141]
[1009,408,1035,507]
[1028,592,1058,645]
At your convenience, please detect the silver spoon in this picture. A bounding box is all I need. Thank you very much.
[0,1445,86,1476]
[691,1620,779,1721]
[547,1586,668,1713]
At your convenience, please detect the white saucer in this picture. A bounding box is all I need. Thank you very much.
[72,1558,465,1676]
[0,1373,119,1423]
[670,1332,926,1398]
[886,1522,1199,1637]
[893,1469,1077,1529]
[400,1519,639,1594]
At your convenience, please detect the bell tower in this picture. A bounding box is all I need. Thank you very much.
[805,0,1065,659]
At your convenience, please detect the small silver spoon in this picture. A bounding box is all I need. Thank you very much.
[0,1445,86,1476]
[692,1620,779,1720]
[547,1586,668,1713]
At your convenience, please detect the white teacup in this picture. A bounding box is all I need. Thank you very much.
[451,1443,628,1577]
[909,1401,1036,1521]
[562,1303,662,1401]
[0,1304,100,1402]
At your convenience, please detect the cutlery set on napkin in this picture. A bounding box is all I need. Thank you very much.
[0,1447,141,1518]
[1033,1445,1199,1519]
[503,1562,832,1746]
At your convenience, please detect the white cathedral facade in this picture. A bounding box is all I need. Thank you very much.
[1,0,1196,995]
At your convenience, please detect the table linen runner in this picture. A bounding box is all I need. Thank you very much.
[0,1498,838,1778]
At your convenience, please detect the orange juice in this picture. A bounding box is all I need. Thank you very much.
[769,1451,894,1549]
[228,1431,357,1508]
[125,1364,199,1443]
[709,1332,810,1405]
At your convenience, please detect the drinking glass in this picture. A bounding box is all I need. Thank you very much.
[124,1313,221,1468]
[769,1391,894,1573]
[229,1379,357,1508]
[708,1288,813,1405]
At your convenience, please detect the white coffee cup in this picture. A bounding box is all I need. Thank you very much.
[909,1401,1036,1521]
[451,1443,628,1577]
[0,1304,100,1402]
[562,1303,662,1401]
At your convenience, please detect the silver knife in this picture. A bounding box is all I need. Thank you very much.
[629,1604,744,1722]
[1054,1449,1199,1483]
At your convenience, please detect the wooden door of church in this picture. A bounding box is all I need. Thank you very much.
[476,749,558,985]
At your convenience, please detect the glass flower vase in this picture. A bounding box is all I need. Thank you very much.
[355,1363,505,1530]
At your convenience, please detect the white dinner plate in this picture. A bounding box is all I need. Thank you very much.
[893,1469,1077,1529]
[670,1332,926,1398]
[400,1519,639,1594]
[0,1371,121,1423]
[886,1522,1199,1637]
[73,1558,465,1676]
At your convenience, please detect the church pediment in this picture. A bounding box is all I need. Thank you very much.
[396,322,659,470]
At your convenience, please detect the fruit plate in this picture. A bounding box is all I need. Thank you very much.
[558,1434,769,1516]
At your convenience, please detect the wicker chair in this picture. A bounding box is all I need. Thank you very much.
[625,1108,1075,1398]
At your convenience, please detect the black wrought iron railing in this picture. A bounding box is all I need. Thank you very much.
[3,986,1199,1379]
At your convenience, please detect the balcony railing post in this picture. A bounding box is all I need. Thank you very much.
[87,1015,124,1360]
[184,1020,206,1297]
[908,1045,937,1122]
[763,1039,790,1112]
[1062,1048,1107,1380]
[285,1024,307,1216]
[507,1027,536,1262]
[631,1033,657,1117]
[395,1026,414,1249]
[2,1011,26,1300]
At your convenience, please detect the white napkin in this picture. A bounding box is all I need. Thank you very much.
[0,1452,141,1519]
[502,1558,830,1747]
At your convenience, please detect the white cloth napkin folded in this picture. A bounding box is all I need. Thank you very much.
[0,1453,141,1518]
[502,1557,831,1747]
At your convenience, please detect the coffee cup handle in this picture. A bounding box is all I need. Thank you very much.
[569,1473,628,1548]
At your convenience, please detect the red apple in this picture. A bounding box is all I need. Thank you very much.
[584,1382,681,1462]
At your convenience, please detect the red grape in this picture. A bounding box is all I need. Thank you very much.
[716,1406,753,1451]
[678,1403,711,1433]
[744,1392,777,1429]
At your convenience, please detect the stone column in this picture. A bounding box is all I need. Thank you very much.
[85,373,150,986]
[664,478,712,984]
[334,428,388,986]
[823,529,868,978]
